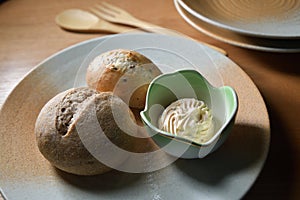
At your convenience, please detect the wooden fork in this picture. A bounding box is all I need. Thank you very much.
[90,2,227,55]
[90,2,163,32]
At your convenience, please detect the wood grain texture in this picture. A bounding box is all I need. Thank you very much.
[0,0,299,199]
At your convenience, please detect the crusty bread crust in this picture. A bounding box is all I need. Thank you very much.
[86,49,162,109]
[35,88,137,175]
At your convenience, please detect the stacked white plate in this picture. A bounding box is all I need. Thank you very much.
[175,0,300,52]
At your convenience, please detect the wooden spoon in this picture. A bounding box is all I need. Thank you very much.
[56,9,227,55]
[55,9,133,33]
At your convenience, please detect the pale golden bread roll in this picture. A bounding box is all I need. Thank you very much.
[86,49,162,109]
[35,87,138,175]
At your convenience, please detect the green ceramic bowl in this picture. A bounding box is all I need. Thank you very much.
[140,69,238,159]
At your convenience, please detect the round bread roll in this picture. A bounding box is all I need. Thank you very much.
[86,49,162,109]
[35,87,138,176]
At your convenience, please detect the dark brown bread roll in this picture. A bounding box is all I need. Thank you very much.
[35,87,137,175]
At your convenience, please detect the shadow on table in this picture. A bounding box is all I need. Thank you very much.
[243,50,300,75]
[243,103,295,199]
[0,0,7,5]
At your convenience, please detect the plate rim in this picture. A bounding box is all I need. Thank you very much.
[175,0,300,53]
[178,0,300,39]
[0,33,270,200]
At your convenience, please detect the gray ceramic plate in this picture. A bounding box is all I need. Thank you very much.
[175,0,300,53]
[179,0,300,39]
[0,33,270,200]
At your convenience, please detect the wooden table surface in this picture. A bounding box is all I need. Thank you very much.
[0,0,299,199]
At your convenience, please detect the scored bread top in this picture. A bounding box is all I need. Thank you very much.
[55,87,96,136]
[35,87,138,175]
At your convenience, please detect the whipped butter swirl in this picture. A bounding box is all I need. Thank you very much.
[158,98,214,143]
